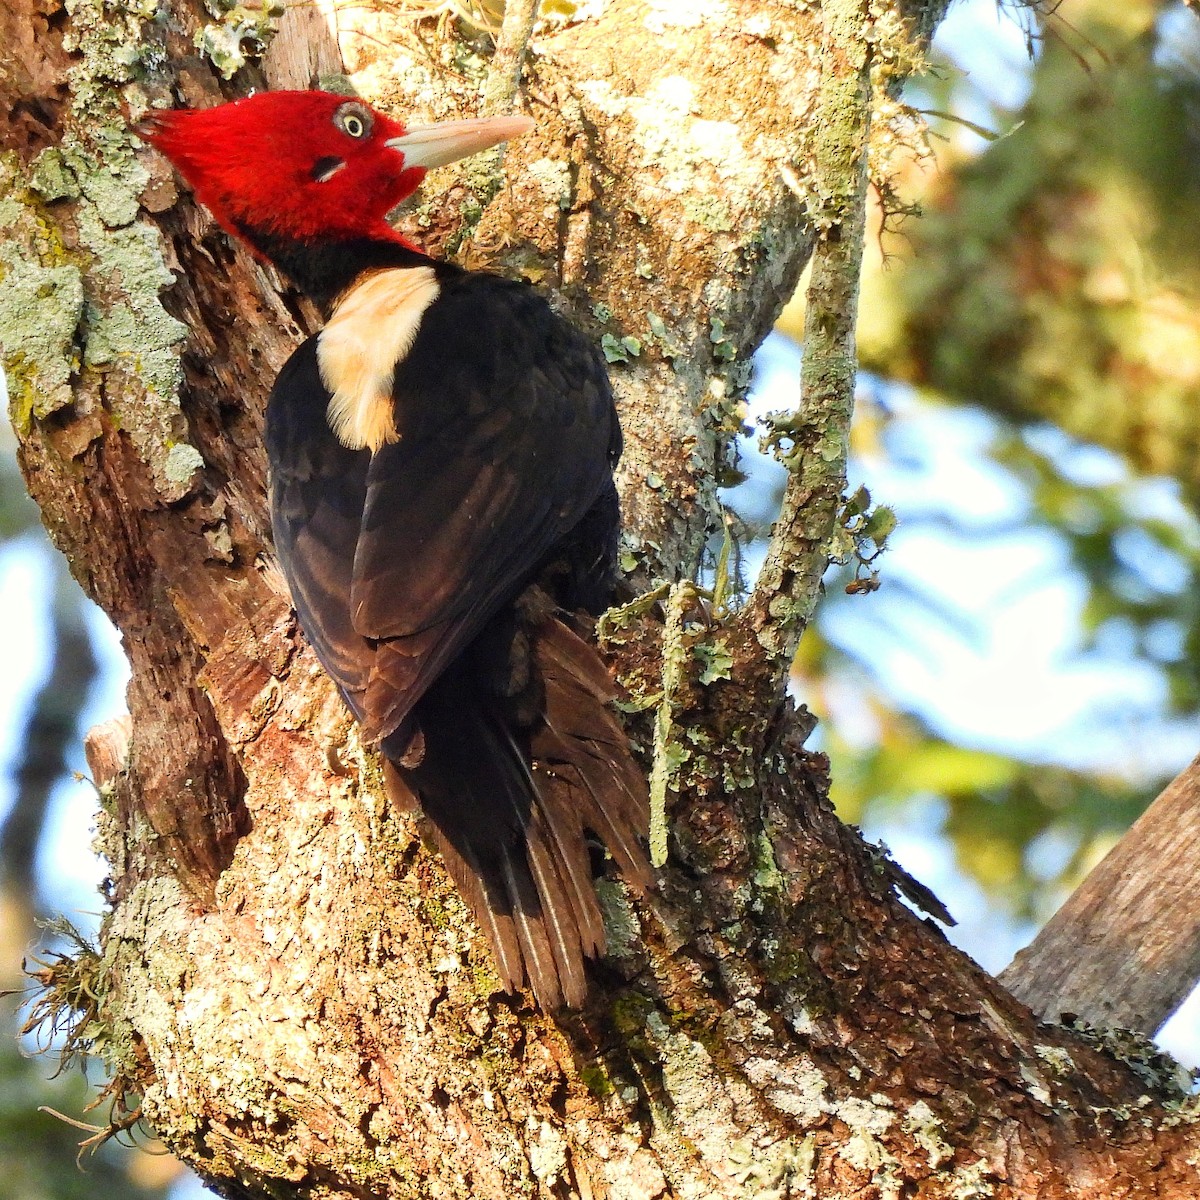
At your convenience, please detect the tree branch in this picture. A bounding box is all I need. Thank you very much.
[481,0,537,117]
[1001,752,1200,1034]
[740,0,872,669]
[9,0,1200,1194]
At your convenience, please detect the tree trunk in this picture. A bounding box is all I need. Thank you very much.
[4,1,1200,1197]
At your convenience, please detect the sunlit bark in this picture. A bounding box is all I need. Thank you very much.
[4,0,1200,1196]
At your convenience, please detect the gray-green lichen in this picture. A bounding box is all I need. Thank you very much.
[76,205,191,489]
[1033,1044,1076,1077]
[29,148,83,204]
[528,1121,568,1186]
[1,0,208,500]
[740,0,872,665]
[596,878,640,961]
[902,1100,953,1170]
[0,244,85,426]
[693,635,733,684]
[645,580,709,865]
[751,830,783,893]
[63,0,165,120]
[576,72,754,238]
[642,0,731,33]
[64,140,147,228]
[740,1052,830,1124]
[164,442,206,486]
[525,156,572,212]
[195,0,285,79]
[818,1095,910,1200]
[1062,1020,1197,1100]
[948,1158,997,1199]
[641,1007,765,1186]
[728,1133,815,1199]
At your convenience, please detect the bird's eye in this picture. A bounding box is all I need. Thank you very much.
[335,102,373,140]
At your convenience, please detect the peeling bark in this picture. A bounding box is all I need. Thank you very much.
[5,0,1200,1197]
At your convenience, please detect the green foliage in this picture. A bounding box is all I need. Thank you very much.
[744,1,1200,923]
[782,400,1197,919]
[854,0,1200,498]
[993,425,1200,715]
[824,705,1150,916]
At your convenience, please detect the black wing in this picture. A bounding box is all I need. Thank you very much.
[266,270,620,744]
[266,338,374,722]
[266,272,650,1008]
[349,271,620,742]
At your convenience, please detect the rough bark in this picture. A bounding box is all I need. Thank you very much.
[5,1,1200,1198]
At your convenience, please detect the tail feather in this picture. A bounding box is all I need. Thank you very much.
[520,828,588,1004]
[530,789,606,958]
[381,606,650,1009]
[534,718,649,878]
[498,839,571,1006]
[383,758,528,990]
[505,729,606,959]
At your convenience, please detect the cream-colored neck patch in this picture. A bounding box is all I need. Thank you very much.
[317,266,441,453]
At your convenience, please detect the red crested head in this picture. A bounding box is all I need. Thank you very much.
[135,90,533,248]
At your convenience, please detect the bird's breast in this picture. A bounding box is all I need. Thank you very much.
[317,265,441,453]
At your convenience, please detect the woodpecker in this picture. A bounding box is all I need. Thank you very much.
[137,90,650,1009]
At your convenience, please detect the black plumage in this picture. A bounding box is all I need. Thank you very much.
[266,252,651,1008]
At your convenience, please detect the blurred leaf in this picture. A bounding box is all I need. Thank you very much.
[883,743,1021,797]
[855,2,1200,502]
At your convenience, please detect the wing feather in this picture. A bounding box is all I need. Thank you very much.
[348,271,618,740]
[267,271,619,744]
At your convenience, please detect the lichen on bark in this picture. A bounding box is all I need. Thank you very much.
[8,0,1200,1196]
[0,0,202,501]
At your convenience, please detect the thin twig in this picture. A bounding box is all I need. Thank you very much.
[481,0,537,116]
[740,0,873,670]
